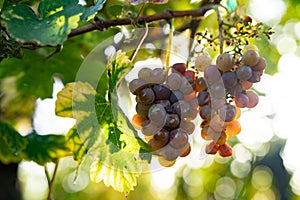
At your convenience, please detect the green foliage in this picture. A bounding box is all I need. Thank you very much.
[81,0,106,21]
[55,52,152,194]
[0,120,28,163]
[1,0,83,45]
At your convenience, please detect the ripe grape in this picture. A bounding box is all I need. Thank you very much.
[211,97,225,110]
[148,104,167,126]
[137,88,155,104]
[180,144,191,157]
[136,103,152,118]
[169,90,184,104]
[161,145,179,161]
[164,114,180,129]
[235,93,249,108]
[246,90,259,108]
[228,82,242,97]
[169,128,189,149]
[184,70,195,79]
[167,73,182,90]
[242,50,259,66]
[205,141,219,155]
[180,119,195,135]
[214,131,227,145]
[248,70,261,83]
[173,100,191,119]
[156,100,171,110]
[138,67,152,82]
[195,54,212,72]
[141,120,160,136]
[210,115,225,132]
[153,84,171,100]
[158,156,176,167]
[172,63,186,74]
[150,68,166,84]
[219,104,236,122]
[197,91,210,106]
[199,105,214,121]
[201,126,216,140]
[216,53,234,72]
[218,143,232,157]
[222,72,238,89]
[209,81,226,99]
[204,65,221,84]
[180,76,195,94]
[132,114,146,130]
[252,57,266,71]
[195,77,208,92]
[225,120,241,138]
[153,128,170,147]
[129,79,147,95]
[240,80,253,90]
[236,66,252,81]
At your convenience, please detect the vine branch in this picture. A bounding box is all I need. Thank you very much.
[68,3,220,38]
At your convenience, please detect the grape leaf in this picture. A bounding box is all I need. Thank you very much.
[81,0,106,21]
[226,0,238,12]
[55,51,152,194]
[0,120,28,164]
[1,0,83,45]
[24,132,70,165]
[66,126,87,164]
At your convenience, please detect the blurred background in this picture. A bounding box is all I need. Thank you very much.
[2,0,300,199]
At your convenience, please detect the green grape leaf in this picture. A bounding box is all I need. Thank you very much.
[226,0,238,12]
[81,0,106,21]
[55,51,152,194]
[107,5,123,17]
[24,132,70,165]
[66,126,87,164]
[0,120,28,164]
[1,0,83,45]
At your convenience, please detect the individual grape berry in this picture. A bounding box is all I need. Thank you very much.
[169,90,184,104]
[164,114,180,129]
[158,156,176,167]
[234,106,241,119]
[211,97,225,110]
[197,91,210,106]
[201,126,216,140]
[210,115,225,132]
[153,84,171,100]
[240,80,253,90]
[209,81,226,99]
[180,144,191,157]
[141,120,160,136]
[184,70,195,80]
[173,100,191,119]
[246,90,259,108]
[172,63,186,74]
[216,53,234,72]
[235,93,249,108]
[236,66,253,81]
[228,82,242,97]
[225,120,241,138]
[214,131,227,145]
[248,70,261,83]
[195,54,212,72]
[180,119,195,135]
[156,100,171,110]
[150,68,166,84]
[166,73,182,90]
[199,105,214,121]
[252,57,266,71]
[244,16,252,23]
[205,141,219,155]
[195,77,208,92]
[132,114,146,130]
[221,72,238,89]
[242,50,259,67]
[138,67,152,83]
[161,145,179,161]
[129,79,147,95]
[137,88,155,104]
[148,139,162,151]
[218,143,232,157]
[204,65,221,84]
[136,103,152,118]
[179,76,195,94]
[219,104,236,122]
[169,128,189,149]
[152,128,170,148]
[148,104,167,126]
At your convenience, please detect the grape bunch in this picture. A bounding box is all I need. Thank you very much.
[129,64,198,167]
[195,49,265,157]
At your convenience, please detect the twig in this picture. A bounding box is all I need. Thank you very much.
[129,23,149,62]
[47,159,60,200]
[165,18,174,70]
[68,4,218,38]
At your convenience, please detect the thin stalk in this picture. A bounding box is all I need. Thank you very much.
[165,18,174,71]
[47,159,60,200]
[215,6,224,54]
[129,23,149,62]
